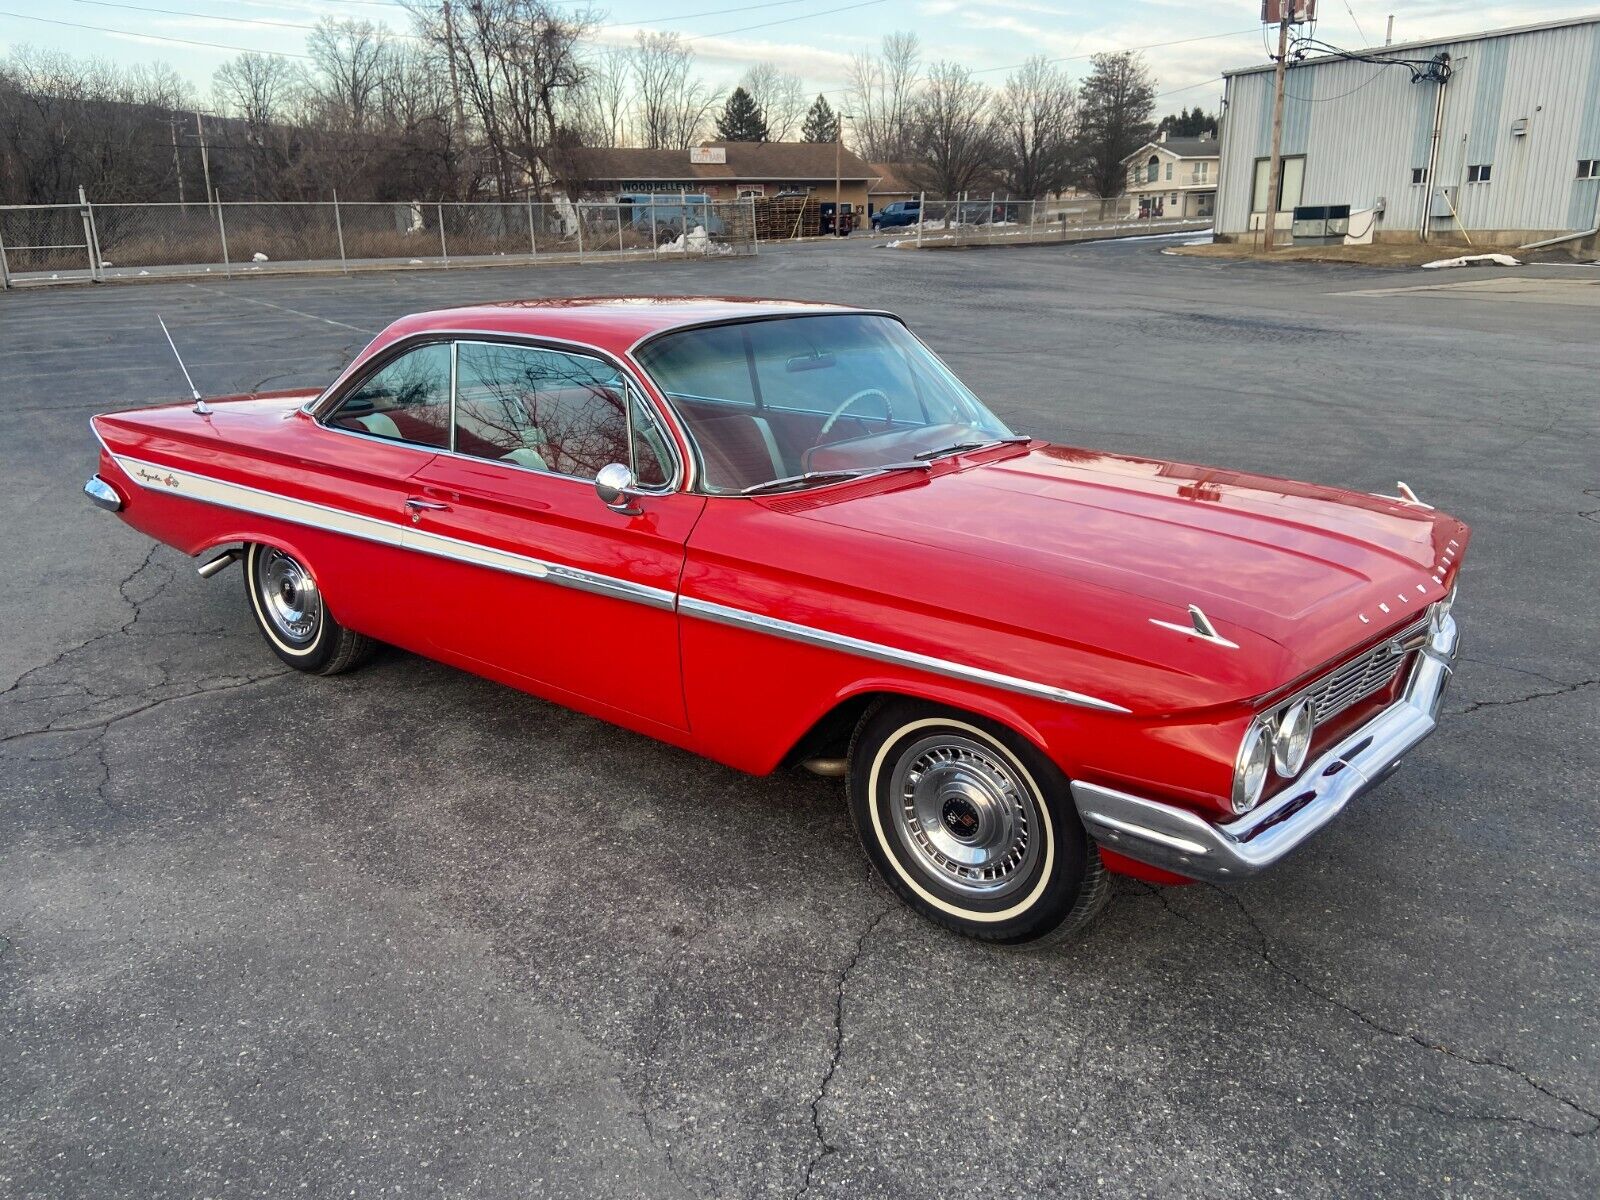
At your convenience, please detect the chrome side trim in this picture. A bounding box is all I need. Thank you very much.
[679,596,1131,713]
[1074,613,1459,881]
[108,453,677,612]
[84,475,122,512]
[107,447,1129,711]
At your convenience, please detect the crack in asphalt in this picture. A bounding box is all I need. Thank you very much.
[1,672,289,748]
[794,903,894,1200]
[1446,677,1598,718]
[1,543,168,700]
[1142,883,1600,1138]
[1254,1084,1600,1138]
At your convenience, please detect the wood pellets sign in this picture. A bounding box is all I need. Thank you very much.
[689,147,727,164]
[1261,0,1315,20]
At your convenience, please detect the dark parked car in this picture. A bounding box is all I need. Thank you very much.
[871,200,921,230]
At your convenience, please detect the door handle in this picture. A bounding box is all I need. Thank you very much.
[404,497,450,522]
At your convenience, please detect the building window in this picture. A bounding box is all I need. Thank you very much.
[1146,155,1160,184]
[1165,161,1173,181]
[1411,167,1429,185]
[1250,155,1305,213]
[1169,193,1178,205]
[1195,162,1209,181]
[1579,159,1600,180]
[1466,163,1493,183]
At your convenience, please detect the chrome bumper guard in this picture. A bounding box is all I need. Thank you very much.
[1072,615,1459,883]
[84,475,122,512]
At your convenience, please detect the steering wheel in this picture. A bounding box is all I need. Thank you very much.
[819,387,893,437]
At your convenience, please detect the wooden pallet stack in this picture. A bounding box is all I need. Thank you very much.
[752,195,820,241]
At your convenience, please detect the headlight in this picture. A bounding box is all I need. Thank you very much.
[1232,722,1272,814]
[1272,699,1314,777]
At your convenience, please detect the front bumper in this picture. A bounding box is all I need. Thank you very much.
[1072,614,1459,883]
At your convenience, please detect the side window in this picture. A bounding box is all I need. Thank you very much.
[328,343,451,448]
[453,342,669,486]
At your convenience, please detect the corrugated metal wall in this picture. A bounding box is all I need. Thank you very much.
[1216,17,1600,237]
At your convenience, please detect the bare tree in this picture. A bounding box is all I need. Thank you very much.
[213,52,297,134]
[303,19,391,133]
[572,44,631,148]
[994,55,1078,199]
[407,0,597,198]
[739,62,804,142]
[847,31,920,161]
[1077,50,1156,207]
[0,46,196,203]
[629,32,719,151]
[908,61,995,198]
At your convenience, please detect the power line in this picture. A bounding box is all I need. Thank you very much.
[63,0,416,37]
[601,0,818,30]
[0,7,316,57]
[687,0,890,42]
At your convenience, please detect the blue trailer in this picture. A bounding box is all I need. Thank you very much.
[618,194,727,242]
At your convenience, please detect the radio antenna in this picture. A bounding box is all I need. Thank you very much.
[158,315,210,414]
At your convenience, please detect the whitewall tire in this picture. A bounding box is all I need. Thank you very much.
[243,542,374,675]
[847,699,1109,945]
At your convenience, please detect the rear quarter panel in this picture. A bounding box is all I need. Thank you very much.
[93,397,436,650]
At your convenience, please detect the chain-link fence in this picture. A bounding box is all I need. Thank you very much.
[874,197,1213,248]
[0,196,758,288]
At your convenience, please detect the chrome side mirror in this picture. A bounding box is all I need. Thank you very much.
[595,462,643,515]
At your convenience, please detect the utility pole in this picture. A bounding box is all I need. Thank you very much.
[442,0,469,188]
[834,129,841,236]
[833,112,850,237]
[168,116,187,209]
[195,112,214,210]
[1262,1,1294,251]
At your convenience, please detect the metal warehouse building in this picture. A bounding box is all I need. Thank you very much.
[1216,14,1600,249]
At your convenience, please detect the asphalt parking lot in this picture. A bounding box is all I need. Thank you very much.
[3,237,1597,1198]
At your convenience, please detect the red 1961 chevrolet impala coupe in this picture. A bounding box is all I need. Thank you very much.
[86,298,1467,944]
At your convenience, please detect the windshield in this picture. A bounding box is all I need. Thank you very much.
[634,314,1013,494]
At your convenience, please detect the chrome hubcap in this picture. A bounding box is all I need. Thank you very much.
[889,734,1041,898]
[256,548,320,645]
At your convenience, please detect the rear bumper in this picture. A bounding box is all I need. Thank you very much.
[1072,614,1459,883]
[84,475,123,512]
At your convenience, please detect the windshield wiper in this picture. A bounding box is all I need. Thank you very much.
[912,434,1033,461]
[741,461,931,496]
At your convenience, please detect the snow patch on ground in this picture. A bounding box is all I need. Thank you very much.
[1421,252,1521,269]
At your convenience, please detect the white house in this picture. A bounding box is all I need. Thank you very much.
[1121,132,1220,219]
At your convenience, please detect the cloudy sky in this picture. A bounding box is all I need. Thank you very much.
[3,0,1590,118]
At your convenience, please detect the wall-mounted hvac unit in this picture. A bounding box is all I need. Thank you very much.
[1429,186,1458,218]
[1292,204,1350,243]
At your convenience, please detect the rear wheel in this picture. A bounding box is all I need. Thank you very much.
[244,543,373,675]
[847,699,1109,945]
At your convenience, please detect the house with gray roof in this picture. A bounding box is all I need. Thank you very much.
[1120,132,1220,220]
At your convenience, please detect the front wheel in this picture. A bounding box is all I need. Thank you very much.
[847,700,1109,945]
[244,543,374,675]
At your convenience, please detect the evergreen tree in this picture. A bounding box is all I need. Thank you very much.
[1157,106,1218,138]
[801,93,839,143]
[1077,51,1156,199]
[716,87,769,142]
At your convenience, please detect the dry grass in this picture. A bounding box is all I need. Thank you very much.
[1168,241,1477,267]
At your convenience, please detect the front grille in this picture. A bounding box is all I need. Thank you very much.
[1303,616,1429,723]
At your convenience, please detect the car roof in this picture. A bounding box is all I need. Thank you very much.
[373,296,872,359]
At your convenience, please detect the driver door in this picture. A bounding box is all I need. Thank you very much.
[404,339,703,731]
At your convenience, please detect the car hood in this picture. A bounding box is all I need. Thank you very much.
[793,443,1468,707]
